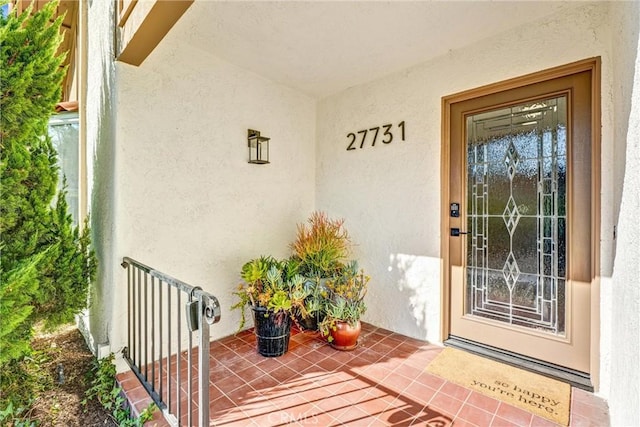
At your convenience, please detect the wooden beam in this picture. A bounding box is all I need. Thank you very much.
[117,0,193,67]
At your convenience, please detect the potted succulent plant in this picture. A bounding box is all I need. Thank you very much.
[318,261,369,350]
[232,256,310,357]
[289,211,352,330]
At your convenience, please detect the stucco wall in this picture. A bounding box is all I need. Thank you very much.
[107,24,316,349]
[85,2,640,422]
[82,0,117,354]
[317,3,613,347]
[607,1,640,423]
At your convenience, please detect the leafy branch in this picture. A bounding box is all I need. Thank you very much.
[83,354,155,426]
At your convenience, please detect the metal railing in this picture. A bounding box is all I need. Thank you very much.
[121,257,221,426]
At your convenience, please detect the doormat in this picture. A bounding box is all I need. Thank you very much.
[426,347,571,425]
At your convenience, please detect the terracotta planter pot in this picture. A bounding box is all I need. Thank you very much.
[330,320,361,351]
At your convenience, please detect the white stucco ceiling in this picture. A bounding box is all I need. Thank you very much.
[181,1,586,99]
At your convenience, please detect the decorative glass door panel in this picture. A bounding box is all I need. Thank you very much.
[466,97,567,335]
[445,62,598,377]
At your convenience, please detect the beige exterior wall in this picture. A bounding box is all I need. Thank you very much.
[82,0,118,357]
[111,22,317,348]
[84,1,639,422]
[315,2,639,420]
[84,0,316,362]
[317,2,613,345]
[606,1,640,424]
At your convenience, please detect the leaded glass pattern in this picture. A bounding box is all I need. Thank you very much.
[465,97,567,335]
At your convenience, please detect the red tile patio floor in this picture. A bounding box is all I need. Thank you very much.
[117,323,609,426]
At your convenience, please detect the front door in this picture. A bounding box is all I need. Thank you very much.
[443,59,599,380]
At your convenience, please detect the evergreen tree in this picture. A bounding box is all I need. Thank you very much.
[0,0,97,365]
[38,183,97,328]
[0,251,43,365]
[1,0,62,263]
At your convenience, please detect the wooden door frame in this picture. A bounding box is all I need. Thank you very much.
[440,58,601,388]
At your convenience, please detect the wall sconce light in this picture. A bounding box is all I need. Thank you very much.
[247,129,270,164]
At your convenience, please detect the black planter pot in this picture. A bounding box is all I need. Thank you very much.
[252,307,292,357]
[296,310,325,331]
[296,313,317,331]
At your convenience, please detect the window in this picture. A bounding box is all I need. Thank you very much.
[49,112,80,225]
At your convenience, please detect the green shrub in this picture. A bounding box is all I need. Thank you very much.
[0,0,97,368]
[0,346,55,424]
[0,253,44,364]
[83,354,156,426]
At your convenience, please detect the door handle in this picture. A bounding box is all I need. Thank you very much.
[450,228,469,236]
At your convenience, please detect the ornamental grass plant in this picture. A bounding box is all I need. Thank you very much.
[289,211,354,328]
[289,211,352,278]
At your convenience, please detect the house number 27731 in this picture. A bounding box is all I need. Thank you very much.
[346,121,405,151]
